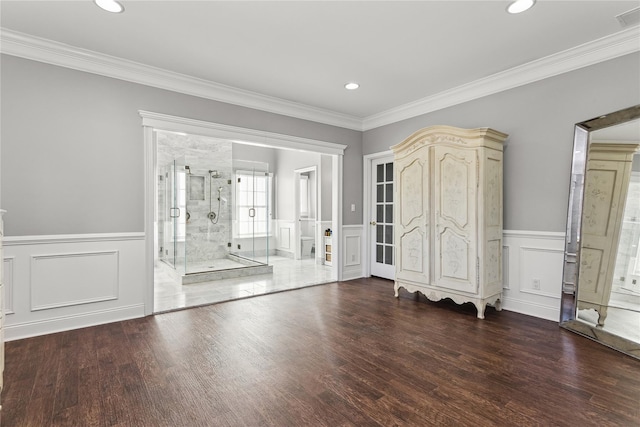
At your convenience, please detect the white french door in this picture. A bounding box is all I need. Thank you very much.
[369,155,395,279]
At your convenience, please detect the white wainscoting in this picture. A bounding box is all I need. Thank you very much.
[3,233,146,341]
[341,225,365,281]
[502,230,566,321]
[3,257,15,315]
[276,220,295,257]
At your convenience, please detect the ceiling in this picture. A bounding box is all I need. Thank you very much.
[1,1,639,130]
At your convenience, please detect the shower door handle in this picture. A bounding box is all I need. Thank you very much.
[170,207,180,218]
[248,208,256,218]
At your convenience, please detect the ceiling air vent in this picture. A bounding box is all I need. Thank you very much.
[616,7,640,27]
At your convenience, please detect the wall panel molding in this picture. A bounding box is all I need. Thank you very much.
[502,245,510,290]
[344,235,361,267]
[502,231,566,321]
[342,225,364,281]
[30,250,119,311]
[3,257,15,314]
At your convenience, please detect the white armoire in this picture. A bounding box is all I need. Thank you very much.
[391,125,508,319]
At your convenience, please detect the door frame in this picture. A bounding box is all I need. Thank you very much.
[363,150,394,278]
[294,165,318,260]
[141,110,346,315]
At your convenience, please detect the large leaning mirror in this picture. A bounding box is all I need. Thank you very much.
[561,104,640,359]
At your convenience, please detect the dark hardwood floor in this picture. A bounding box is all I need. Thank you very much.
[3,277,639,426]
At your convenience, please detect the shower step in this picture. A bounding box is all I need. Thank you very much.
[182,264,273,285]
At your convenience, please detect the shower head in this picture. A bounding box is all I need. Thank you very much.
[218,187,223,192]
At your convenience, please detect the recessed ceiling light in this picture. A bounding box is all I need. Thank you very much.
[95,0,124,13]
[507,0,535,14]
[345,82,360,90]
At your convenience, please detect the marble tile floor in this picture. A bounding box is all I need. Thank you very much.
[154,256,335,313]
[577,306,640,344]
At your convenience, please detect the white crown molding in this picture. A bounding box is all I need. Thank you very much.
[362,26,640,131]
[1,26,638,132]
[0,28,363,131]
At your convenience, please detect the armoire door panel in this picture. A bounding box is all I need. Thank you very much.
[579,247,605,301]
[399,158,426,228]
[433,146,477,292]
[486,239,501,285]
[485,155,503,228]
[397,227,429,283]
[582,168,617,238]
[438,153,472,228]
[437,227,476,292]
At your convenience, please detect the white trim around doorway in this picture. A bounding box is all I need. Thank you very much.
[140,111,346,315]
[362,150,394,278]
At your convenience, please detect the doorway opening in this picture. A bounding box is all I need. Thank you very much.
[364,151,396,281]
[141,111,345,314]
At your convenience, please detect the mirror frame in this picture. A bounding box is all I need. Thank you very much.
[560,104,640,360]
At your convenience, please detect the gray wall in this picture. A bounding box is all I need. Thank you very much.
[232,143,279,172]
[274,150,320,221]
[232,144,335,222]
[3,52,637,236]
[363,53,640,232]
[0,55,362,236]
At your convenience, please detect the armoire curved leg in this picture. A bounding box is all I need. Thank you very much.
[475,302,486,319]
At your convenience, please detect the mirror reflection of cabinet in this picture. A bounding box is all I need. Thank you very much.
[561,104,640,360]
[577,142,639,326]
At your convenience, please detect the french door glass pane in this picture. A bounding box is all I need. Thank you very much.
[385,246,393,265]
[377,164,384,183]
[385,204,393,223]
[386,162,393,182]
[385,225,393,244]
[376,224,383,243]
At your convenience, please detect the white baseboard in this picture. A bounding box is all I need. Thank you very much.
[4,304,145,341]
[341,265,364,281]
[501,297,560,322]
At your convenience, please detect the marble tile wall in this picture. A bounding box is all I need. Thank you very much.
[157,131,233,268]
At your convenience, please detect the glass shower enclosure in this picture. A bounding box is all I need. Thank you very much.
[159,156,271,280]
